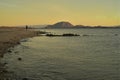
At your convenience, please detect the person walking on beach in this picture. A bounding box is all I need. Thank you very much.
[26,25,28,30]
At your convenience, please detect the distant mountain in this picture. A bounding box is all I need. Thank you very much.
[114,25,120,28]
[74,25,91,28]
[45,21,74,28]
[45,21,120,29]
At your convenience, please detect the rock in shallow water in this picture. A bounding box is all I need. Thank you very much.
[22,78,28,80]
[18,58,22,61]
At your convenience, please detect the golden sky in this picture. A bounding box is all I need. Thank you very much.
[0,0,120,26]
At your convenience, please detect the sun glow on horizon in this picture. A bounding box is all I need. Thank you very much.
[0,0,120,26]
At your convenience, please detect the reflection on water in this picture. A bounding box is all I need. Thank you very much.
[0,58,16,80]
[1,29,120,80]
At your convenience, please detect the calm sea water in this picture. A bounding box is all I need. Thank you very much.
[1,29,120,80]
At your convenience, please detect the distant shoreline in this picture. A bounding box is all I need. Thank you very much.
[0,27,38,57]
[44,21,120,29]
[43,27,120,29]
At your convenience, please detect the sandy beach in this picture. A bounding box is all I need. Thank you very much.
[0,27,38,57]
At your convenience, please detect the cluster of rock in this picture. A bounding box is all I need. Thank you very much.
[37,30,80,37]
[46,33,80,37]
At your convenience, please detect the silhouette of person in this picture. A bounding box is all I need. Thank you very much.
[26,25,28,30]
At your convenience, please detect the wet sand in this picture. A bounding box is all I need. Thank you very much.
[0,27,39,80]
[0,27,38,56]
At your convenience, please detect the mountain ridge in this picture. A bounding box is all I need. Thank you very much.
[44,21,120,29]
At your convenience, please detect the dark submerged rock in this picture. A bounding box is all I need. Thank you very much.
[114,34,118,36]
[18,58,22,61]
[7,49,12,53]
[46,33,80,37]
[22,78,28,80]
[14,51,19,54]
[62,33,80,36]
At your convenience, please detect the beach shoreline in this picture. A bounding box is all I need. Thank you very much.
[0,27,38,57]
